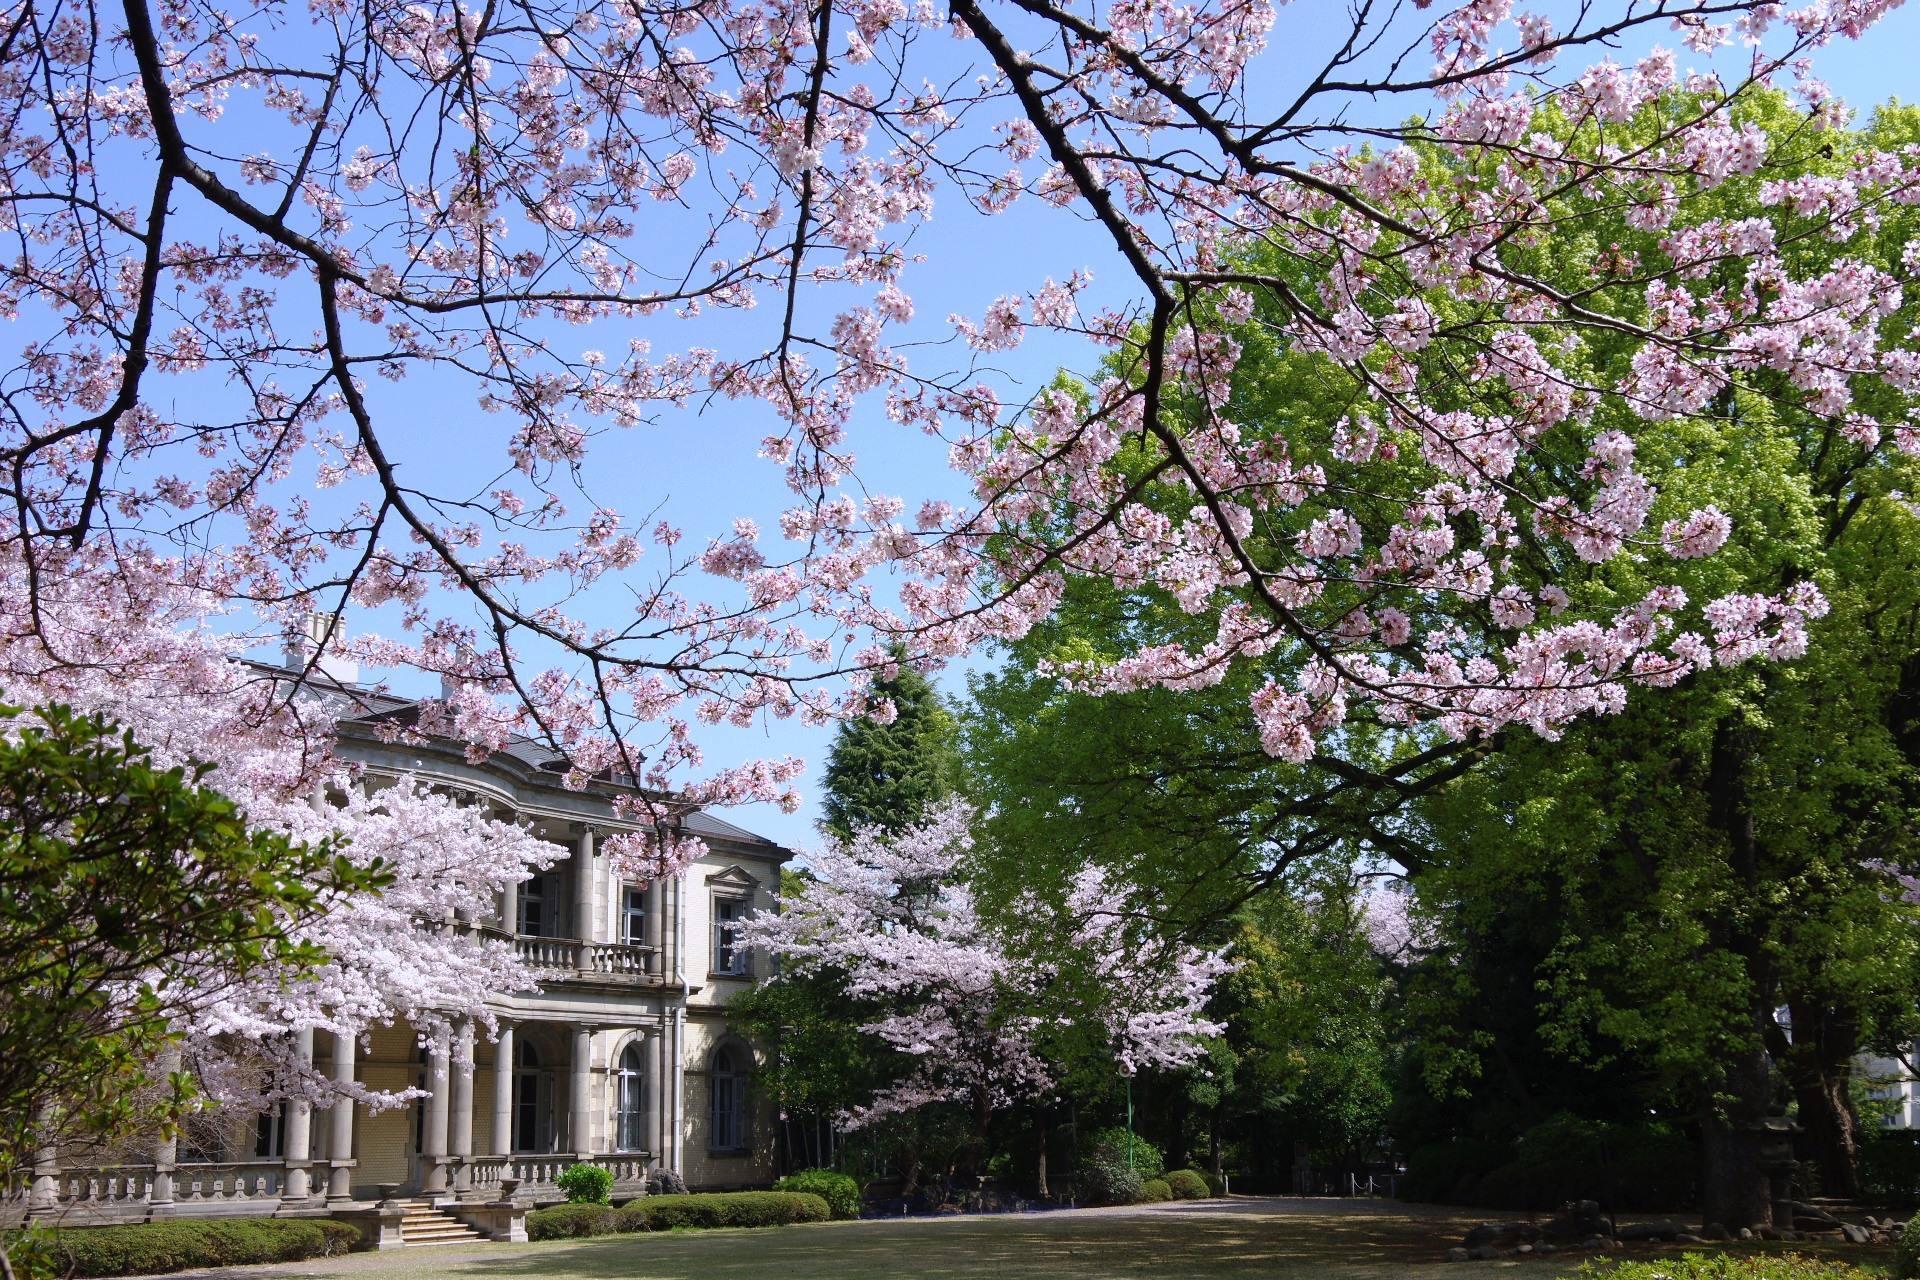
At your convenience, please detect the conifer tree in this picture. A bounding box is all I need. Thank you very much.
[820,664,961,838]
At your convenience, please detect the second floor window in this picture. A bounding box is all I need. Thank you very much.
[622,885,648,947]
[712,897,749,976]
[518,872,561,937]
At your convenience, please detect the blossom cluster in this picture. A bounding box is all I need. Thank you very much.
[738,801,1229,1124]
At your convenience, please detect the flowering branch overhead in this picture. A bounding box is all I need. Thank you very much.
[0,0,1913,798]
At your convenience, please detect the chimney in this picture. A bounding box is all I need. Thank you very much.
[283,611,360,685]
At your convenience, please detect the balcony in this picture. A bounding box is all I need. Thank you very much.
[506,933,659,984]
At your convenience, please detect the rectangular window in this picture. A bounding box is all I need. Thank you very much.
[622,885,648,947]
[712,897,749,976]
[518,872,560,937]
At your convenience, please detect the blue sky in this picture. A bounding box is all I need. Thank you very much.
[224,2,1920,854]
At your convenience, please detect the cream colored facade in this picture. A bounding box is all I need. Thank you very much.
[12,664,791,1226]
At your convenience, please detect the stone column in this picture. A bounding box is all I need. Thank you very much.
[26,1102,58,1219]
[646,873,665,977]
[570,1025,596,1159]
[281,1027,316,1203]
[423,1028,451,1195]
[492,1021,515,1159]
[450,1020,475,1192]
[501,876,519,935]
[643,1027,663,1160]
[574,829,596,941]
[149,1048,181,1214]
[326,1029,357,1204]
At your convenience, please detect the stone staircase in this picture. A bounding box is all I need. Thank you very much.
[399,1199,486,1247]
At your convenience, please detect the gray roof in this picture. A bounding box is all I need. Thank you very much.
[253,659,787,853]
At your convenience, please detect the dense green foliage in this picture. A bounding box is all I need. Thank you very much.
[1135,1178,1172,1203]
[556,1162,615,1204]
[773,1169,862,1219]
[1164,1169,1210,1200]
[528,1192,831,1239]
[6,1219,358,1277]
[1402,1114,1695,1212]
[1899,1213,1920,1280]
[0,703,364,1275]
[1861,1133,1920,1208]
[1074,1147,1141,1207]
[820,661,960,839]
[526,1203,620,1240]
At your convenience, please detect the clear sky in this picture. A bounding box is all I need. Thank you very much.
[262,2,1920,855]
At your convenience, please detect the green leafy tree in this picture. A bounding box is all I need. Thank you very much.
[1380,92,1920,1221]
[821,660,961,839]
[0,704,364,1280]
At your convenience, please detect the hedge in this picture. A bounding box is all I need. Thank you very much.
[772,1169,862,1220]
[527,1202,620,1240]
[8,1219,358,1278]
[529,1191,829,1241]
[1135,1178,1173,1203]
[1579,1255,1878,1280]
[1165,1169,1210,1200]
[618,1192,829,1231]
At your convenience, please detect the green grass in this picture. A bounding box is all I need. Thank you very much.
[129,1201,1900,1280]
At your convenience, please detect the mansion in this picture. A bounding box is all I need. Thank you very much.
[9,635,792,1240]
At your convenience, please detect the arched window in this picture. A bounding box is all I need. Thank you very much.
[513,1040,545,1153]
[615,1043,646,1151]
[709,1044,748,1153]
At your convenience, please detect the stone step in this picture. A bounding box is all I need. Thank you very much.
[396,1200,487,1246]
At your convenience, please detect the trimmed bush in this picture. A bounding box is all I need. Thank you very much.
[1077,1146,1143,1207]
[12,1219,357,1278]
[1086,1126,1163,1180]
[616,1191,829,1232]
[527,1202,619,1240]
[1165,1169,1210,1200]
[1580,1254,1877,1280]
[650,1168,689,1196]
[1136,1178,1173,1203]
[556,1162,615,1204]
[1897,1213,1920,1280]
[773,1169,861,1220]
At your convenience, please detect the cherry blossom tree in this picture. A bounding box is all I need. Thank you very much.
[739,800,1230,1135]
[2,0,1913,828]
[0,540,556,1112]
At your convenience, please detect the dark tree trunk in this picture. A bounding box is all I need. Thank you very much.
[1698,719,1781,1232]
[1784,1000,1862,1201]
[1035,1112,1050,1200]
[1168,1090,1190,1170]
[1209,1103,1222,1179]
[1701,1034,1776,1231]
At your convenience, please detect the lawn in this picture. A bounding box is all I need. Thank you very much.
[121,1198,1899,1280]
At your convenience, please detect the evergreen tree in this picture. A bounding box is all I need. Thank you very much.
[820,663,960,838]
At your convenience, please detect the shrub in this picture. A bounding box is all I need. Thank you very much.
[1136,1178,1173,1203]
[527,1202,619,1240]
[1085,1126,1163,1180]
[1077,1146,1143,1207]
[1863,1132,1920,1208]
[772,1169,861,1220]
[614,1191,829,1232]
[1897,1213,1920,1280]
[650,1168,689,1196]
[1165,1169,1210,1200]
[1580,1254,1878,1280]
[556,1162,615,1204]
[1405,1115,1695,1211]
[14,1219,357,1277]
